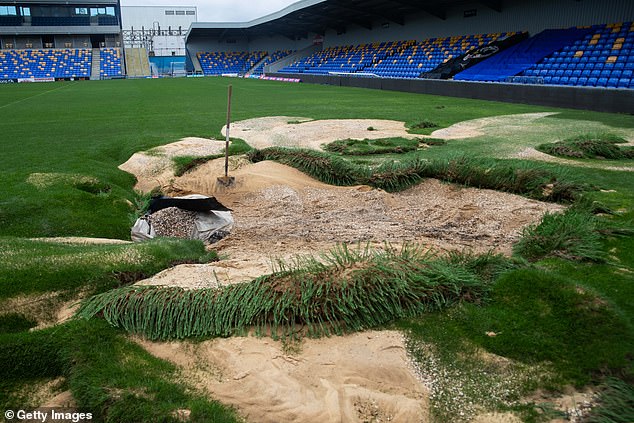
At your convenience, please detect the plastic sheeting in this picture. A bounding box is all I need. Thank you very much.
[131,194,233,244]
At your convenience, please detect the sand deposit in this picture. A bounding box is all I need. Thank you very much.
[429,112,559,139]
[141,157,562,288]
[119,137,227,192]
[117,117,574,422]
[137,330,429,423]
[224,116,419,151]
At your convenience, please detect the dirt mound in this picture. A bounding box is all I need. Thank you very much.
[430,112,558,139]
[119,137,227,192]
[513,147,634,172]
[224,116,419,151]
[137,330,429,423]
[120,119,565,423]
[127,157,564,288]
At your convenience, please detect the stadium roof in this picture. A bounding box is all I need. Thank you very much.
[187,0,504,41]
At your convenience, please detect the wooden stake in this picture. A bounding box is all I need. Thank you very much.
[224,84,232,178]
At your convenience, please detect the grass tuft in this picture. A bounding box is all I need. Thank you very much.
[128,187,162,225]
[586,378,634,423]
[248,147,362,186]
[323,137,420,155]
[173,154,223,176]
[409,120,439,129]
[249,147,584,200]
[513,209,605,262]
[537,133,634,160]
[78,245,505,340]
[172,137,253,176]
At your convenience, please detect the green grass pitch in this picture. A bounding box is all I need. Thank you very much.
[1,77,633,422]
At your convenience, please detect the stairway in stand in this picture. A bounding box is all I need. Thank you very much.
[90,48,101,80]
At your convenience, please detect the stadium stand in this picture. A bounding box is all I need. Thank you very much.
[279,41,403,75]
[197,51,267,75]
[277,32,522,78]
[100,48,123,78]
[516,22,634,88]
[0,49,92,79]
[250,50,294,76]
[454,27,595,82]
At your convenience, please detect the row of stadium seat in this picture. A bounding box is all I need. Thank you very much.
[517,22,634,88]
[0,48,123,79]
[197,51,267,75]
[0,49,91,79]
[100,48,122,78]
[277,32,521,78]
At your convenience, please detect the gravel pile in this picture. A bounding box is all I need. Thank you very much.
[149,207,197,238]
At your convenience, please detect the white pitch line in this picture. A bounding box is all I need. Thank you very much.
[0,82,71,110]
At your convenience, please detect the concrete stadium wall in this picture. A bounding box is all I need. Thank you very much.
[269,73,634,114]
[248,36,313,53]
[187,36,250,54]
[187,34,312,54]
[323,0,634,47]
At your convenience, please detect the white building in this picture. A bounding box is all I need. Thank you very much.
[121,5,196,55]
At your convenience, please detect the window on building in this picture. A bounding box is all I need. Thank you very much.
[186,11,195,15]
[75,7,88,15]
[0,6,17,15]
[90,7,106,16]
[165,10,175,15]
[20,7,30,16]
[106,7,115,16]
[175,10,185,15]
